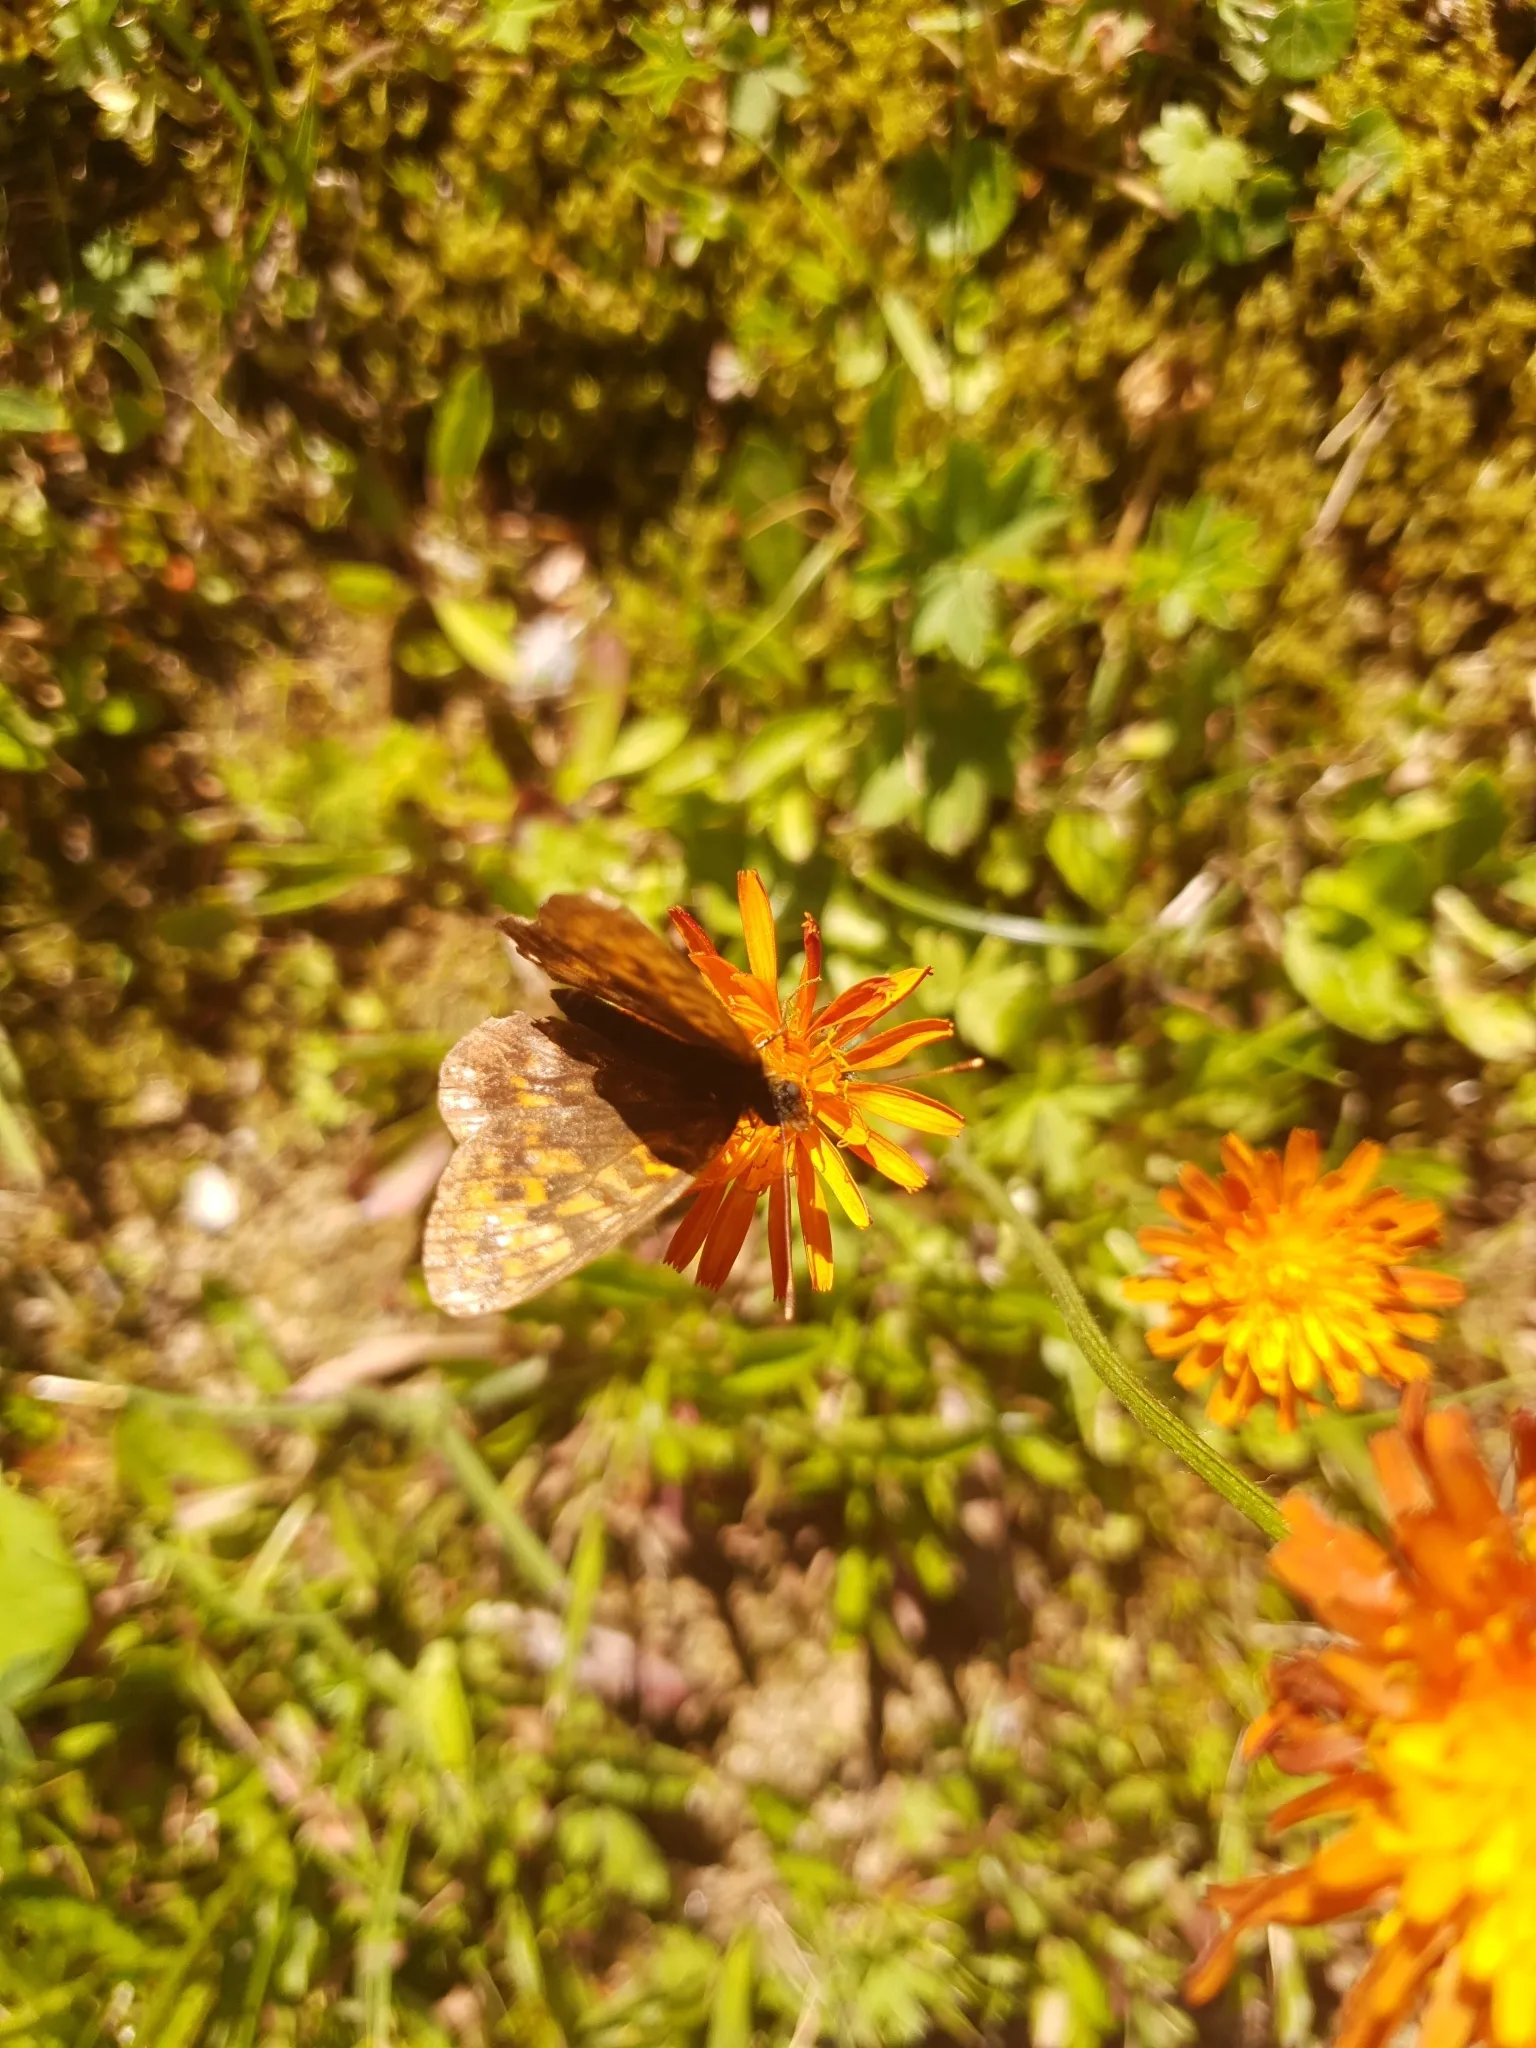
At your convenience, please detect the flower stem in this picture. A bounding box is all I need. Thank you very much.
[952,1150,1287,1543]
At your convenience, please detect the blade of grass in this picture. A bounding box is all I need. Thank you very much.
[707,529,852,681]
[134,1865,252,2045]
[951,1147,1286,1542]
[428,1410,570,1608]
[360,1816,412,2048]
[143,1,292,191]
[857,867,1117,951]
[227,1892,291,2048]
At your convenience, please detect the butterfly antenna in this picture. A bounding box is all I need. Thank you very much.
[894,1056,986,1080]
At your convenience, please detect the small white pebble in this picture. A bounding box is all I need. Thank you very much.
[526,545,586,602]
[707,341,756,403]
[512,611,581,706]
[181,1163,240,1234]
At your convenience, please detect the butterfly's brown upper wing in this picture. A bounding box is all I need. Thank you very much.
[501,895,756,1063]
[424,1011,740,1316]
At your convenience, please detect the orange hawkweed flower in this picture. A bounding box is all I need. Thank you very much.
[1125,1130,1463,1430]
[663,870,963,1300]
[1188,1385,1536,2048]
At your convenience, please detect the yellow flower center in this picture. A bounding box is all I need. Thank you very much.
[1221,1216,1383,1312]
[1379,1665,1536,2037]
[755,1026,844,1129]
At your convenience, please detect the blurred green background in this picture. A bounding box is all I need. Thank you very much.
[0,0,1527,2040]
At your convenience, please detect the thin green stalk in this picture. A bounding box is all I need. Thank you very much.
[952,1150,1287,1542]
[0,1027,44,1191]
[428,1413,570,1608]
[144,1,292,192]
[135,1865,252,2043]
[227,1892,290,2048]
[708,528,852,681]
[462,1354,552,1413]
[225,0,283,113]
[857,866,1115,951]
[360,1816,411,2048]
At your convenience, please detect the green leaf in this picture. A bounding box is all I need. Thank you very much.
[925,762,991,856]
[834,313,888,390]
[0,388,66,433]
[1045,810,1134,914]
[1281,906,1430,1041]
[408,1640,475,1774]
[555,642,627,803]
[0,1485,89,1709]
[326,562,413,614]
[912,561,997,669]
[768,783,819,863]
[1430,941,1536,1062]
[606,712,690,778]
[554,1804,671,1908]
[1319,108,1406,204]
[879,291,950,409]
[1129,497,1269,636]
[833,1546,873,1632]
[608,24,716,114]
[955,959,1042,1060]
[1263,0,1355,77]
[707,1931,757,2048]
[729,70,779,141]
[1440,984,1536,1063]
[1140,104,1252,213]
[481,0,560,52]
[114,1404,257,1514]
[1205,166,1296,265]
[429,596,521,689]
[894,139,1019,262]
[727,434,806,596]
[396,628,463,680]
[1435,887,1532,967]
[731,709,843,796]
[427,360,493,496]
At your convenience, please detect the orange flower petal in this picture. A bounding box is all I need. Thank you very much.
[668,905,719,957]
[1282,1126,1321,1195]
[848,1080,962,1136]
[813,1136,870,1229]
[817,964,931,1040]
[1394,1268,1467,1307]
[768,1168,792,1304]
[696,1177,760,1290]
[795,1138,834,1291]
[848,1127,928,1193]
[787,913,822,1034]
[862,1078,960,1137]
[683,950,780,1039]
[736,868,781,996]
[664,1181,729,1276]
[842,1016,955,1070]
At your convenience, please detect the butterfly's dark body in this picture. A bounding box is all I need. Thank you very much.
[424,894,780,1316]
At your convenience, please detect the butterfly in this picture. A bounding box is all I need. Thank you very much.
[422,894,784,1316]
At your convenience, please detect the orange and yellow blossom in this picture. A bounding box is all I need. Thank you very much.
[1188,1385,1536,2048]
[1125,1129,1463,1430]
[663,871,962,1300]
